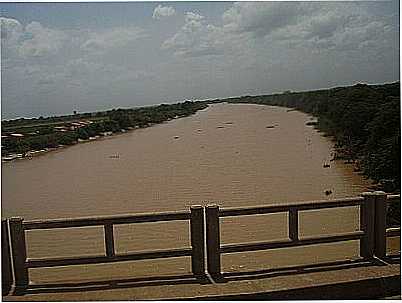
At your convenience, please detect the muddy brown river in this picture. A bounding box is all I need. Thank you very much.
[3,103,395,285]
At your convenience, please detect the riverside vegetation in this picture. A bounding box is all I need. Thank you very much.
[2,101,208,156]
[218,82,400,226]
[2,82,400,224]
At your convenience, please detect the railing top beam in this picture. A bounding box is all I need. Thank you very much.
[23,210,190,230]
[219,197,364,217]
[386,194,401,202]
[386,227,401,237]
[15,194,401,229]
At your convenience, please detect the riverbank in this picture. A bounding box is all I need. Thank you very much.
[219,83,400,225]
[222,82,400,193]
[2,101,209,162]
[3,123,155,162]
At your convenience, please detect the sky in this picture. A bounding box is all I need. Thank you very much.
[0,1,400,119]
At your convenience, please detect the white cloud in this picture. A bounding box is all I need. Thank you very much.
[152,4,176,20]
[162,11,239,57]
[162,2,397,58]
[1,16,155,117]
[19,21,67,57]
[222,2,317,36]
[1,17,23,41]
[266,8,396,54]
[185,12,204,23]
[1,17,147,58]
[221,2,397,54]
[1,3,398,119]
[1,17,24,58]
[81,27,147,52]
[1,18,67,58]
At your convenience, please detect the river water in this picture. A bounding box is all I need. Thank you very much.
[2,103,383,284]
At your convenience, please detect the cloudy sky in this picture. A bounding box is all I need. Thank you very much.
[1,1,399,119]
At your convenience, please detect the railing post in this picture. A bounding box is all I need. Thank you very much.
[206,205,221,277]
[104,223,115,257]
[373,191,387,259]
[2,220,13,296]
[289,208,299,241]
[190,206,205,277]
[360,192,375,259]
[9,217,29,294]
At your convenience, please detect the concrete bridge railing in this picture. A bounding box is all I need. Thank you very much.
[2,206,205,295]
[2,192,400,295]
[205,192,400,277]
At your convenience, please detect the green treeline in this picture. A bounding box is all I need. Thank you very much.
[2,101,208,155]
[222,82,400,225]
[223,82,400,189]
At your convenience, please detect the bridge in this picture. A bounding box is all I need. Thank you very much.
[2,191,400,300]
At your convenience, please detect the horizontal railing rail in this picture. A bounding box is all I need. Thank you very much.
[219,197,364,217]
[6,206,205,295]
[220,231,365,254]
[23,210,190,230]
[385,194,401,240]
[386,194,400,201]
[26,248,193,268]
[386,227,401,237]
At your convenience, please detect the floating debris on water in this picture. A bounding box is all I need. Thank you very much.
[109,154,120,159]
[217,126,225,129]
[325,189,333,196]
[266,125,275,129]
[224,122,233,125]
[174,136,180,139]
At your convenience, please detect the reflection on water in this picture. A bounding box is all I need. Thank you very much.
[2,103,374,283]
